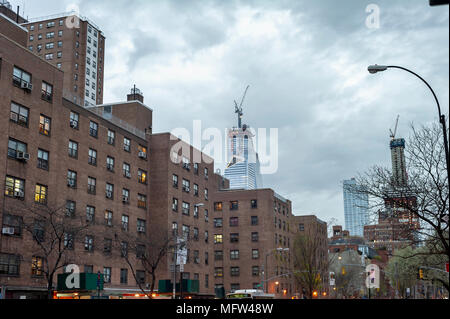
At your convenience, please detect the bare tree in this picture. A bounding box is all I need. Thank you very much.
[292,230,328,298]
[114,226,174,298]
[355,123,449,265]
[17,202,89,299]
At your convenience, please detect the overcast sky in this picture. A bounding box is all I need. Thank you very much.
[13,0,449,227]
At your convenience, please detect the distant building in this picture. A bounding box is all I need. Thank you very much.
[21,11,105,107]
[390,138,407,187]
[343,178,368,237]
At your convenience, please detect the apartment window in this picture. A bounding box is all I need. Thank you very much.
[182,156,190,170]
[299,223,304,231]
[34,184,48,204]
[137,219,146,233]
[70,111,79,129]
[57,63,61,69]
[38,34,42,40]
[136,270,146,284]
[182,179,190,193]
[123,137,131,152]
[84,235,94,252]
[214,202,223,211]
[31,256,44,276]
[172,198,178,212]
[230,267,240,277]
[193,250,199,264]
[182,202,190,215]
[204,209,209,222]
[33,220,45,242]
[88,148,97,166]
[122,189,130,204]
[251,216,258,226]
[122,215,129,231]
[193,205,199,218]
[214,250,223,261]
[89,121,98,137]
[10,102,29,126]
[251,232,259,242]
[205,231,209,243]
[204,167,209,179]
[46,21,55,28]
[58,30,63,37]
[28,45,33,51]
[38,23,43,29]
[29,34,34,41]
[123,163,131,178]
[138,145,147,159]
[65,200,76,217]
[136,244,146,259]
[120,269,128,284]
[7,138,27,159]
[45,42,54,49]
[107,130,115,145]
[0,253,20,276]
[106,183,114,199]
[57,51,62,58]
[230,201,239,211]
[121,242,128,257]
[229,217,238,227]
[46,32,54,39]
[230,233,239,243]
[252,249,259,259]
[13,66,31,87]
[39,115,51,135]
[193,228,199,241]
[87,177,96,194]
[104,211,113,226]
[41,81,53,102]
[172,174,178,188]
[103,267,111,283]
[252,266,260,277]
[193,163,199,175]
[57,40,62,47]
[67,170,77,188]
[214,268,223,278]
[137,194,147,208]
[4,176,25,198]
[37,44,42,52]
[204,188,208,200]
[230,250,239,260]
[172,222,178,236]
[30,25,35,31]
[214,234,223,244]
[86,206,95,223]
[193,184,199,196]
[138,169,147,184]
[106,156,115,172]
[2,214,22,236]
[84,265,93,273]
[214,218,223,228]
[68,140,78,158]
[251,199,258,208]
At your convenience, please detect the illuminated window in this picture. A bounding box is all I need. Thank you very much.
[31,256,44,276]
[39,115,51,135]
[214,234,223,244]
[138,169,147,184]
[34,184,47,204]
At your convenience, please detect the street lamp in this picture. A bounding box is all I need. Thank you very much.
[367,64,450,194]
[368,65,450,287]
[264,247,289,293]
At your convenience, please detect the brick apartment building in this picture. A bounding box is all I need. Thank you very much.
[0,10,309,299]
[22,13,105,106]
[210,188,293,298]
[291,215,329,297]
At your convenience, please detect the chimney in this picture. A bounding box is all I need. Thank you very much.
[127,85,144,103]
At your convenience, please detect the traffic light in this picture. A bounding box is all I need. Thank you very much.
[418,268,424,279]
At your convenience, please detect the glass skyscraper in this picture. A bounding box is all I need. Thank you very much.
[224,127,263,190]
[343,178,369,237]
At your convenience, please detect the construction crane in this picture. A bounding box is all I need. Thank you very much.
[389,115,400,140]
[234,85,249,129]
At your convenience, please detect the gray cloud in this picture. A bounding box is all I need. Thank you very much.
[15,0,449,227]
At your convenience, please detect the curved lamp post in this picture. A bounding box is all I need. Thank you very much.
[368,64,450,285]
